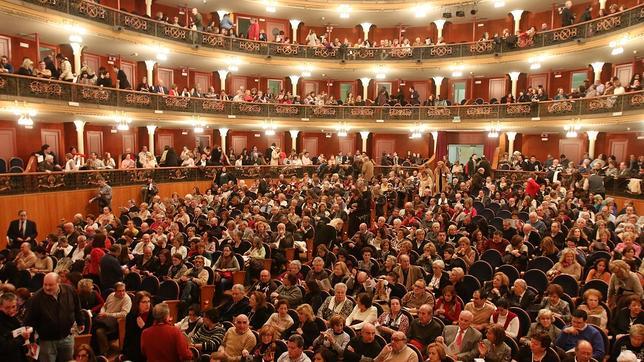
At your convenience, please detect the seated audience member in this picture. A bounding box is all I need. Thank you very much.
[264,299,294,337]
[555,310,605,360]
[175,304,203,335]
[562,340,595,362]
[373,331,417,361]
[93,283,131,356]
[376,297,410,341]
[464,289,496,331]
[401,279,435,314]
[343,323,384,362]
[540,284,572,322]
[218,284,251,322]
[524,309,561,344]
[317,283,354,321]
[478,324,512,362]
[277,334,311,362]
[407,303,443,352]
[508,278,538,311]
[576,288,608,332]
[211,314,257,361]
[345,292,378,331]
[517,333,560,362]
[439,310,482,362]
[189,308,225,353]
[489,298,520,339]
[610,324,644,362]
[312,315,350,359]
[610,296,644,338]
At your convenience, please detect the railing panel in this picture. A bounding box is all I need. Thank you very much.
[538,99,582,117]
[499,103,537,119]
[159,23,195,45]
[622,92,644,112]
[70,0,114,26]
[159,95,196,113]
[268,104,305,119]
[381,106,419,121]
[74,84,118,106]
[196,98,231,115]
[460,105,500,119]
[22,0,69,12]
[232,39,269,56]
[267,43,303,58]
[117,12,155,36]
[117,90,156,110]
[423,106,457,120]
[579,95,623,114]
[16,77,73,101]
[229,102,270,118]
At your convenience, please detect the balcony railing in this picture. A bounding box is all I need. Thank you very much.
[0,73,642,122]
[21,0,644,62]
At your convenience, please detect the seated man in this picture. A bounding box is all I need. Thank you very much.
[555,310,604,361]
[508,279,538,311]
[249,270,278,299]
[516,332,560,362]
[179,255,209,303]
[210,314,256,361]
[562,340,594,362]
[373,331,418,362]
[218,284,250,322]
[464,289,496,331]
[318,283,354,321]
[407,304,443,353]
[189,308,225,354]
[394,254,423,291]
[127,245,159,276]
[93,282,131,355]
[344,323,384,362]
[277,334,311,362]
[401,279,435,314]
[439,310,482,362]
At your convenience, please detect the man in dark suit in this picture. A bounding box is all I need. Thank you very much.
[508,279,538,311]
[560,1,575,27]
[113,65,131,90]
[99,245,124,291]
[439,310,482,362]
[6,210,37,250]
[155,79,169,95]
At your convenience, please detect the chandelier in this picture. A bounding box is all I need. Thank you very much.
[487,121,502,138]
[263,120,276,136]
[336,122,350,137]
[409,123,425,139]
[564,119,582,138]
[114,111,131,131]
[192,115,205,133]
[12,101,36,128]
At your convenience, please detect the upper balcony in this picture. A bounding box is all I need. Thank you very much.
[1,73,642,126]
[17,0,644,63]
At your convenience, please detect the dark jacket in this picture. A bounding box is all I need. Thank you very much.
[218,297,251,322]
[24,284,83,341]
[122,311,153,362]
[6,219,38,248]
[561,8,575,27]
[116,69,131,89]
[99,253,124,290]
[0,311,29,361]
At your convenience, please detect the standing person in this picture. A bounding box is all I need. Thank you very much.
[141,303,193,362]
[89,178,112,210]
[113,65,131,90]
[24,272,84,362]
[0,292,32,361]
[99,244,123,291]
[191,8,203,31]
[560,1,575,27]
[56,54,74,82]
[6,209,38,250]
[247,18,260,40]
[121,291,154,362]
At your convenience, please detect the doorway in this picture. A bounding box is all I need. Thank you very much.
[448,144,484,165]
[452,81,467,104]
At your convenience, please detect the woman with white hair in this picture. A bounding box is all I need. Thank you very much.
[523,309,561,344]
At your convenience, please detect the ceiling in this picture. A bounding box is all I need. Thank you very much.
[167,0,554,27]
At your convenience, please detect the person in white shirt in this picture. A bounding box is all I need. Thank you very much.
[345,293,378,331]
[489,299,520,339]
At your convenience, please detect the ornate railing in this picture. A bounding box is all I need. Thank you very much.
[0,74,642,121]
[19,0,644,62]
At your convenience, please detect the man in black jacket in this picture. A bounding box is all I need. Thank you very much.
[560,1,575,27]
[344,323,383,362]
[99,244,124,291]
[24,273,84,362]
[0,292,32,361]
[6,210,38,250]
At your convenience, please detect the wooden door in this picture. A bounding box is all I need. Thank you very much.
[339,82,355,102]
[374,139,395,164]
[302,81,318,97]
[158,68,174,88]
[41,129,62,160]
[122,134,135,154]
[339,136,355,156]
[194,72,210,93]
[374,81,392,99]
[83,53,100,75]
[302,136,318,156]
[265,134,282,149]
[609,139,628,162]
[231,135,248,155]
[488,78,506,101]
[231,76,247,93]
[0,128,16,163]
[157,134,174,154]
[528,73,548,91]
[0,36,11,61]
[614,64,633,88]
[86,131,104,155]
[120,61,136,87]
[196,135,212,148]
[266,21,286,42]
[413,82,428,102]
[559,139,583,165]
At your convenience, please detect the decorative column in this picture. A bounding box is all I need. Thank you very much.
[69,42,84,76]
[431,131,438,155]
[359,77,370,100]
[359,131,370,153]
[217,70,229,91]
[146,125,157,154]
[288,75,300,96]
[587,131,599,158]
[433,76,444,99]
[510,10,524,34]
[144,60,156,85]
[289,130,299,153]
[73,120,86,157]
[433,19,446,39]
[508,72,521,98]
[360,23,372,40]
[145,0,152,17]
[289,20,301,43]
[219,128,229,151]
[598,0,607,10]
[506,132,517,155]
[590,62,604,83]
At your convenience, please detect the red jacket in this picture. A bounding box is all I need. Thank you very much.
[526,178,540,197]
[141,322,192,362]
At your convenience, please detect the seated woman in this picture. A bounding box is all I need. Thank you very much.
[283,304,320,348]
[312,315,350,360]
[585,258,611,284]
[477,324,512,362]
[30,246,53,276]
[483,272,510,305]
[328,261,350,287]
[576,288,608,332]
[523,309,561,345]
[504,235,529,271]
[426,259,450,294]
[212,244,240,293]
[622,246,642,272]
[264,299,294,338]
[248,291,272,331]
[455,237,476,268]
[271,274,303,308]
[547,248,582,281]
[610,296,644,338]
[345,292,378,331]
[77,278,104,315]
[539,284,571,322]
[427,342,452,362]
[247,325,279,362]
[434,285,462,325]
[375,297,410,342]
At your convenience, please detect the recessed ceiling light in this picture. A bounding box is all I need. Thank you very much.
[494,1,506,8]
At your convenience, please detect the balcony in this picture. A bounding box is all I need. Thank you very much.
[20,0,644,62]
[0,74,642,122]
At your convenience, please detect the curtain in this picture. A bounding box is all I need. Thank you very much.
[436,131,448,162]
[484,136,497,161]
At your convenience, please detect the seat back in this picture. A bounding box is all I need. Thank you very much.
[158,280,180,300]
[527,256,554,273]
[480,249,503,269]
[552,274,579,297]
[469,260,494,283]
[524,269,549,292]
[141,275,160,295]
[496,264,520,284]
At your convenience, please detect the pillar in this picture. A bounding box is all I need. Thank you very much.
[360,23,372,40]
[506,132,517,155]
[590,62,604,83]
[73,120,86,157]
[146,125,156,154]
[433,19,446,39]
[217,70,229,91]
[69,42,83,76]
[510,10,524,34]
[587,131,599,158]
[599,0,607,10]
[359,78,370,100]
[431,131,438,155]
[508,72,521,98]
[433,76,444,99]
[359,131,370,153]
[144,60,156,85]
[145,0,152,17]
[289,20,301,43]
[289,130,299,153]
[288,75,300,96]
[219,128,229,151]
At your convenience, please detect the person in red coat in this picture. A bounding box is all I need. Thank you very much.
[141,303,193,362]
[525,177,540,197]
[247,18,260,41]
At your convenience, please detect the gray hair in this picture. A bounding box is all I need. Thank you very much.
[335,283,348,292]
[152,302,170,322]
[231,284,245,293]
[514,279,527,289]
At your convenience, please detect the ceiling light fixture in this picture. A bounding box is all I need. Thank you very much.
[263,119,277,136]
[413,4,431,18]
[494,1,506,8]
[486,121,502,138]
[12,101,36,128]
[114,111,131,131]
[192,115,205,133]
[609,35,629,56]
[264,0,277,13]
[336,122,350,137]
[337,4,351,19]
[564,119,582,138]
[409,123,425,139]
